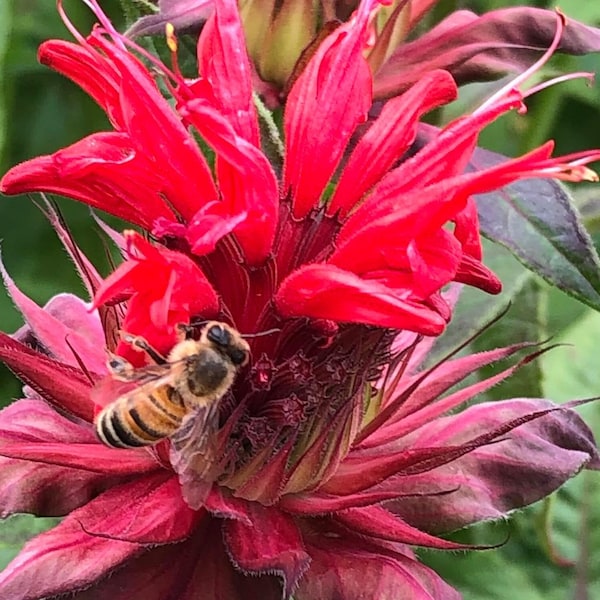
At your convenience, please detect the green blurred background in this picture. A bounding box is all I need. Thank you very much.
[1,0,600,598]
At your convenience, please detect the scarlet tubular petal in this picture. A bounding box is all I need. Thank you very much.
[276,264,447,334]
[283,0,377,218]
[328,69,458,217]
[197,0,260,145]
[0,133,176,230]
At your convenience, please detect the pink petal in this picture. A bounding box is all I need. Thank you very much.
[0,333,95,421]
[2,264,106,373]
[197,0,259,145]
[223,503,310,597]
[283,0,377,218]
[13,292,103,351]
[328,69,457,217]
[275,264,447,334]
[296,527,460,600]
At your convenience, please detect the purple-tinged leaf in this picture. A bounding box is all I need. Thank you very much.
[375,7,600,98]
[223,503,310,598]
[127,0,213,37]
[361,345,553,449]
[472,145,600,311]
[0,399,143,518]
[38,198,104,298]
[0,333,96,422]
[386,398,598,532]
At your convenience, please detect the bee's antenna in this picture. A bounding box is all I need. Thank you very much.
[64,334,95,385]
[241,328,281,339]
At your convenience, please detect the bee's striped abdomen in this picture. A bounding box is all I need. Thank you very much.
[95,386,187,448]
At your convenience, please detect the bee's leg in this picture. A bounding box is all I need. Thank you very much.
[120,333,168,365]
[176,323,196,341]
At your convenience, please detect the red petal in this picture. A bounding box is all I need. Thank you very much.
[87,31,218,221]
[223,503,310,597]
[180,99,278,263]
[38,40,122,126]
[283,0,377,217]
[197,0,259,145]
[0,133,176,229]
[275,264,446,334]
[340,91,528,243]
[328,69,457,217]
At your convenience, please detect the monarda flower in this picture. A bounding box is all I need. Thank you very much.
[127,0,600,101]
[0,0,599,598]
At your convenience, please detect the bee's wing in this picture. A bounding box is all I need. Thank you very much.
[90,363,175,409]
[169,404,220,510]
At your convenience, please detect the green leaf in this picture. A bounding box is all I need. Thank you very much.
[472,146,600,312]
[0,515,60,571]
[471,276,546,401]
[0,0,13,166]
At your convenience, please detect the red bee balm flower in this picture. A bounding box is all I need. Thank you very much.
[1,0,599,598]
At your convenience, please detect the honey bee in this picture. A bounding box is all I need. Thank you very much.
[94,321,250,449]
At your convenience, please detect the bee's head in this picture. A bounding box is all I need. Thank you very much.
[205,322,250,367]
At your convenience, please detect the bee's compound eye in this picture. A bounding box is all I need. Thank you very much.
[228,347,248,366]
[207,324,230,347]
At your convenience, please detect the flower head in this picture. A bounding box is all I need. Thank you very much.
[1,0,600,598]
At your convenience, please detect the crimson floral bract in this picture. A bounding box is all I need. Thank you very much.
[0,0,599,598]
